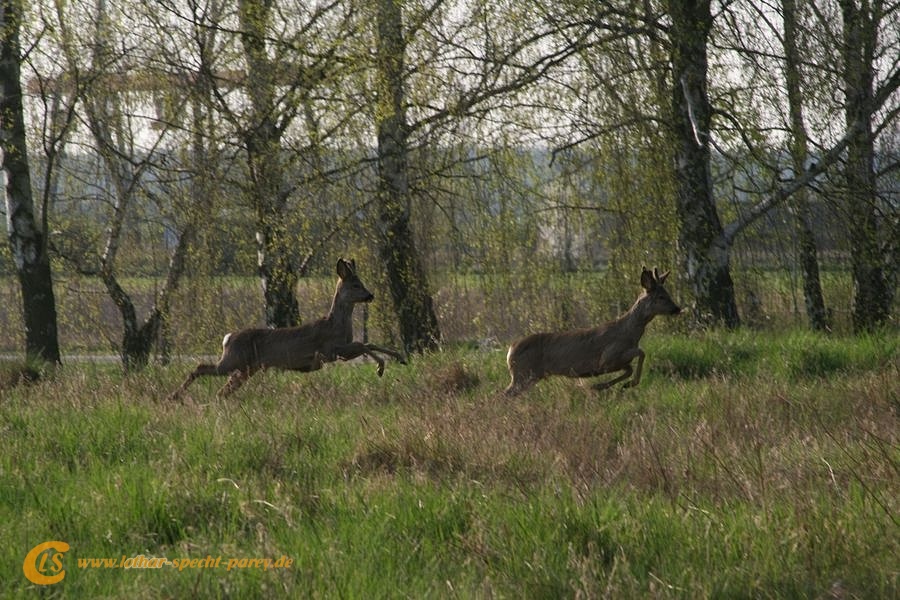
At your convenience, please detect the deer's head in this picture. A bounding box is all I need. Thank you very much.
[640,266,681,316]
[336,258,375,304]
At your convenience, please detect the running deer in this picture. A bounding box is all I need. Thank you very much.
[168,258,406,400]
[505,267,681,395]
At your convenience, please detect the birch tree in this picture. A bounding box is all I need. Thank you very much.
[1,0,61,365]
[668,0,740,327]
[554,0,899,328]
[838,0,896,331]
[40,0,201,370]
[782,0,828,331]
[365,0,597,350]
[374,0,441,352]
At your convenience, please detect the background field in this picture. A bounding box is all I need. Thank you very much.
[2,330,897,598]
[0,266,861,356]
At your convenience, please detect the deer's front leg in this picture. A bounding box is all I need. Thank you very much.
[593,347,645,391]
[298,352,327,372]
[622,348,646,388]
[333,342,387,376]
[361,344,407,364]
[592,365,633,391]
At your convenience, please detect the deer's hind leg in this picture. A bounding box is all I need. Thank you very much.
[169,363,220,401]
[217,366,261,398]
[505,370,538,396]
[504,350,541,396]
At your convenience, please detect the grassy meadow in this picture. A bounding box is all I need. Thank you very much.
[1,330,898,598]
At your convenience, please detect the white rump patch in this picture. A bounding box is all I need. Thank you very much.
[222,333,232,347]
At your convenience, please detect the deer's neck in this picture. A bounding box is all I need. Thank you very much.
[618,294,654,337]
[328,299,355,341]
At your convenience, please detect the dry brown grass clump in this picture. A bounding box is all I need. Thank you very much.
[0,363,42,391]
[345,362,899,518]
[429,361,480,394]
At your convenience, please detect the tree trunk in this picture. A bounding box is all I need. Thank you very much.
[667,0,740,328]
[240,0,300,328]
[840,0,892,331]
[99,224,192,371]
[255,206,301,328]
[375,0,441,353]
[1,0,61,365]
[71,0,198,370]
[782,0,828,331]
[100,269,157,370]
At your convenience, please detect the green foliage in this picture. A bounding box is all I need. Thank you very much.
[641,328,896,381]
[2,331,897,597]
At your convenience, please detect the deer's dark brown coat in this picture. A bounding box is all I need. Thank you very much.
[169,259,405,399]
[505,267,681,395]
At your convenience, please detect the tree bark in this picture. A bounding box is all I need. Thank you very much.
[69,0,193,370]
[840,0,892,331]
[1,0,61,365]
[375,0,441,353]
[667,0,740,328]
[240,0,300,328]
[782,0,828,331]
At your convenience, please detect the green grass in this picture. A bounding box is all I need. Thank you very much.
[1,330,897,598]
[645,329,896,379]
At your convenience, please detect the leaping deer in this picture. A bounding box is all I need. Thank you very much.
[505,267,681,395]
[168,258,406,400]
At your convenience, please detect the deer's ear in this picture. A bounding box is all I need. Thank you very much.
[657,270,670,285]
[336,258,351,279]
[640,266,654,290]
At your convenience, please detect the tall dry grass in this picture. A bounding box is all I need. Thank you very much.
[1,330,896,597]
